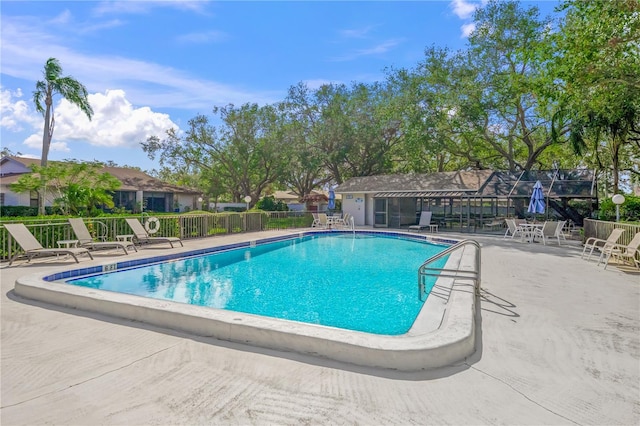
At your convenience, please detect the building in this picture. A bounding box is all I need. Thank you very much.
[336,169,597,229]
[0,156,200,213]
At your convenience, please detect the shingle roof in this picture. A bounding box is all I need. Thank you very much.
[3,157,199,194]
[336,170,494,194]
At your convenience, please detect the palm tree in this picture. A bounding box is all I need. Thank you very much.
[33,57,94,215]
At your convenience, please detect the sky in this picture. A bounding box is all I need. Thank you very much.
[1,0,561,173]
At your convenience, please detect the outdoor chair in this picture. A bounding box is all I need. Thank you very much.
[504,219,525,240]
[125,218,183,248]
[311,213,322,228]
[69,218,137,255]
[338,213,354,230]
[408,211,438,232]
[532,221,564,245]
[4,223,94,265]
[317,213,329,229]
[601,231,640,270]
[581,228,625,262]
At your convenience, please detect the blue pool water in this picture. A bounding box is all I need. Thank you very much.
[67,234,449,335]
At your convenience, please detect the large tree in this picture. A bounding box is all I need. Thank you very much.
[547,0,640,193]
[33,58,93,215]
[143,103,288,207]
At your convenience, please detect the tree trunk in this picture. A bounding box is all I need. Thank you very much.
[38,102,52,216]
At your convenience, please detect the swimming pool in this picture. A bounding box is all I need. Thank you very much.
[14,230,479,371]
[66,234,449,335]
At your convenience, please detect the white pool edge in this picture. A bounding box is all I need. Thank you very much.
[13,231,478,371]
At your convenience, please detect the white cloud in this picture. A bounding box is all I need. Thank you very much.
[92,0,210,16]
[450,0,479,20]
[0,88,39,132]
[3,88,179,152]
[0,17,280,111]
[338,26,374,39]
[331,39,403,62]
[461,23,476,38]
[175,30,228,44]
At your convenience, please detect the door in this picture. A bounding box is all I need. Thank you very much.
[374,198,388,227]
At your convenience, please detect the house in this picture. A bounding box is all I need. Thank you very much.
[272,189,342,212]
[0,156,200,213]
[336,169,597,229]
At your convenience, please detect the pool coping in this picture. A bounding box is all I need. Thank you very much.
[13,230,478,371]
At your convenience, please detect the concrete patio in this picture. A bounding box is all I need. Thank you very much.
[1,230,638,425]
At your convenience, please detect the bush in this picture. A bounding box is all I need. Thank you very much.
[598,195,640,222]
[255,195,289,211]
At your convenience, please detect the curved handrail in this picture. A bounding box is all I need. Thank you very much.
[418,239,481,301]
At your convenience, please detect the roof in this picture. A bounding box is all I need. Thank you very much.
[336,170,494,194]
[336,169,596,199]
[1,156,199,194]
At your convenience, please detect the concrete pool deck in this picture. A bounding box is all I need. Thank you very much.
[1,229,639,425]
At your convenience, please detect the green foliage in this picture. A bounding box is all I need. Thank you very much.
[255,195,289,211]
[10,162,121,216]
[598,195,640,222]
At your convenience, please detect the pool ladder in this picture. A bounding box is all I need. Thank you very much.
[418,239,481,301]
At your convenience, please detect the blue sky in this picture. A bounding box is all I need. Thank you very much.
[1,0,560,172]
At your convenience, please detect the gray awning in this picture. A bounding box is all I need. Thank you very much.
[374,191,472,198]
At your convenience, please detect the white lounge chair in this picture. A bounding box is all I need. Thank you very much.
[581,228,625,262]
[311,213,322,228]
[409,211,438,232]
[69,218,137,255]
[601,231,640,270]
[125,218,183,248]
[4,223,93,265]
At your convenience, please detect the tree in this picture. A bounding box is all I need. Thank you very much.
[143,103,288,207]
[278,82,332,197]
[33,58,93,215]
[546,0,640,193]
[10,162,121,215]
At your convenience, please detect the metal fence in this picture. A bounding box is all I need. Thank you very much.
[583,219,640,247]
[0,211,314,262]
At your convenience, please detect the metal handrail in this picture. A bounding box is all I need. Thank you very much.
[418,239,481,301]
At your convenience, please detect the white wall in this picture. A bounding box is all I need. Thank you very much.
[176,194,194,212]
[341,193,367,226]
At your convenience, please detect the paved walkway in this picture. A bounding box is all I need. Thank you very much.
[1,230,638,425]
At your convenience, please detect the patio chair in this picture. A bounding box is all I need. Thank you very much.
[69,218,137,255]
[311,213,322,228]
[408,211,438,232]
[125,218,183,248]
[4,223,93,265]
[503,219,525,240]
[581,228,625,262]
[531,221,561,245]
[601,231,640,270]
[338,213,354,230]
[317,213,329,229]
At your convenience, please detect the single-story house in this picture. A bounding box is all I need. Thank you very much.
[336,169,597,229]
[0,156,200,213]
[272,189,342,212]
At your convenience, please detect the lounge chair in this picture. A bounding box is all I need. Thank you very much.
[69,218,137,255]
[125,218,183,248]
[601,231,640,270]
[581,228,625,262]
[4,223,93,265]
[409,211,438,232]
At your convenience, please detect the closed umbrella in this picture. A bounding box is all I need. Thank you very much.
[528,180,545,215]
[328,188,336,210]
